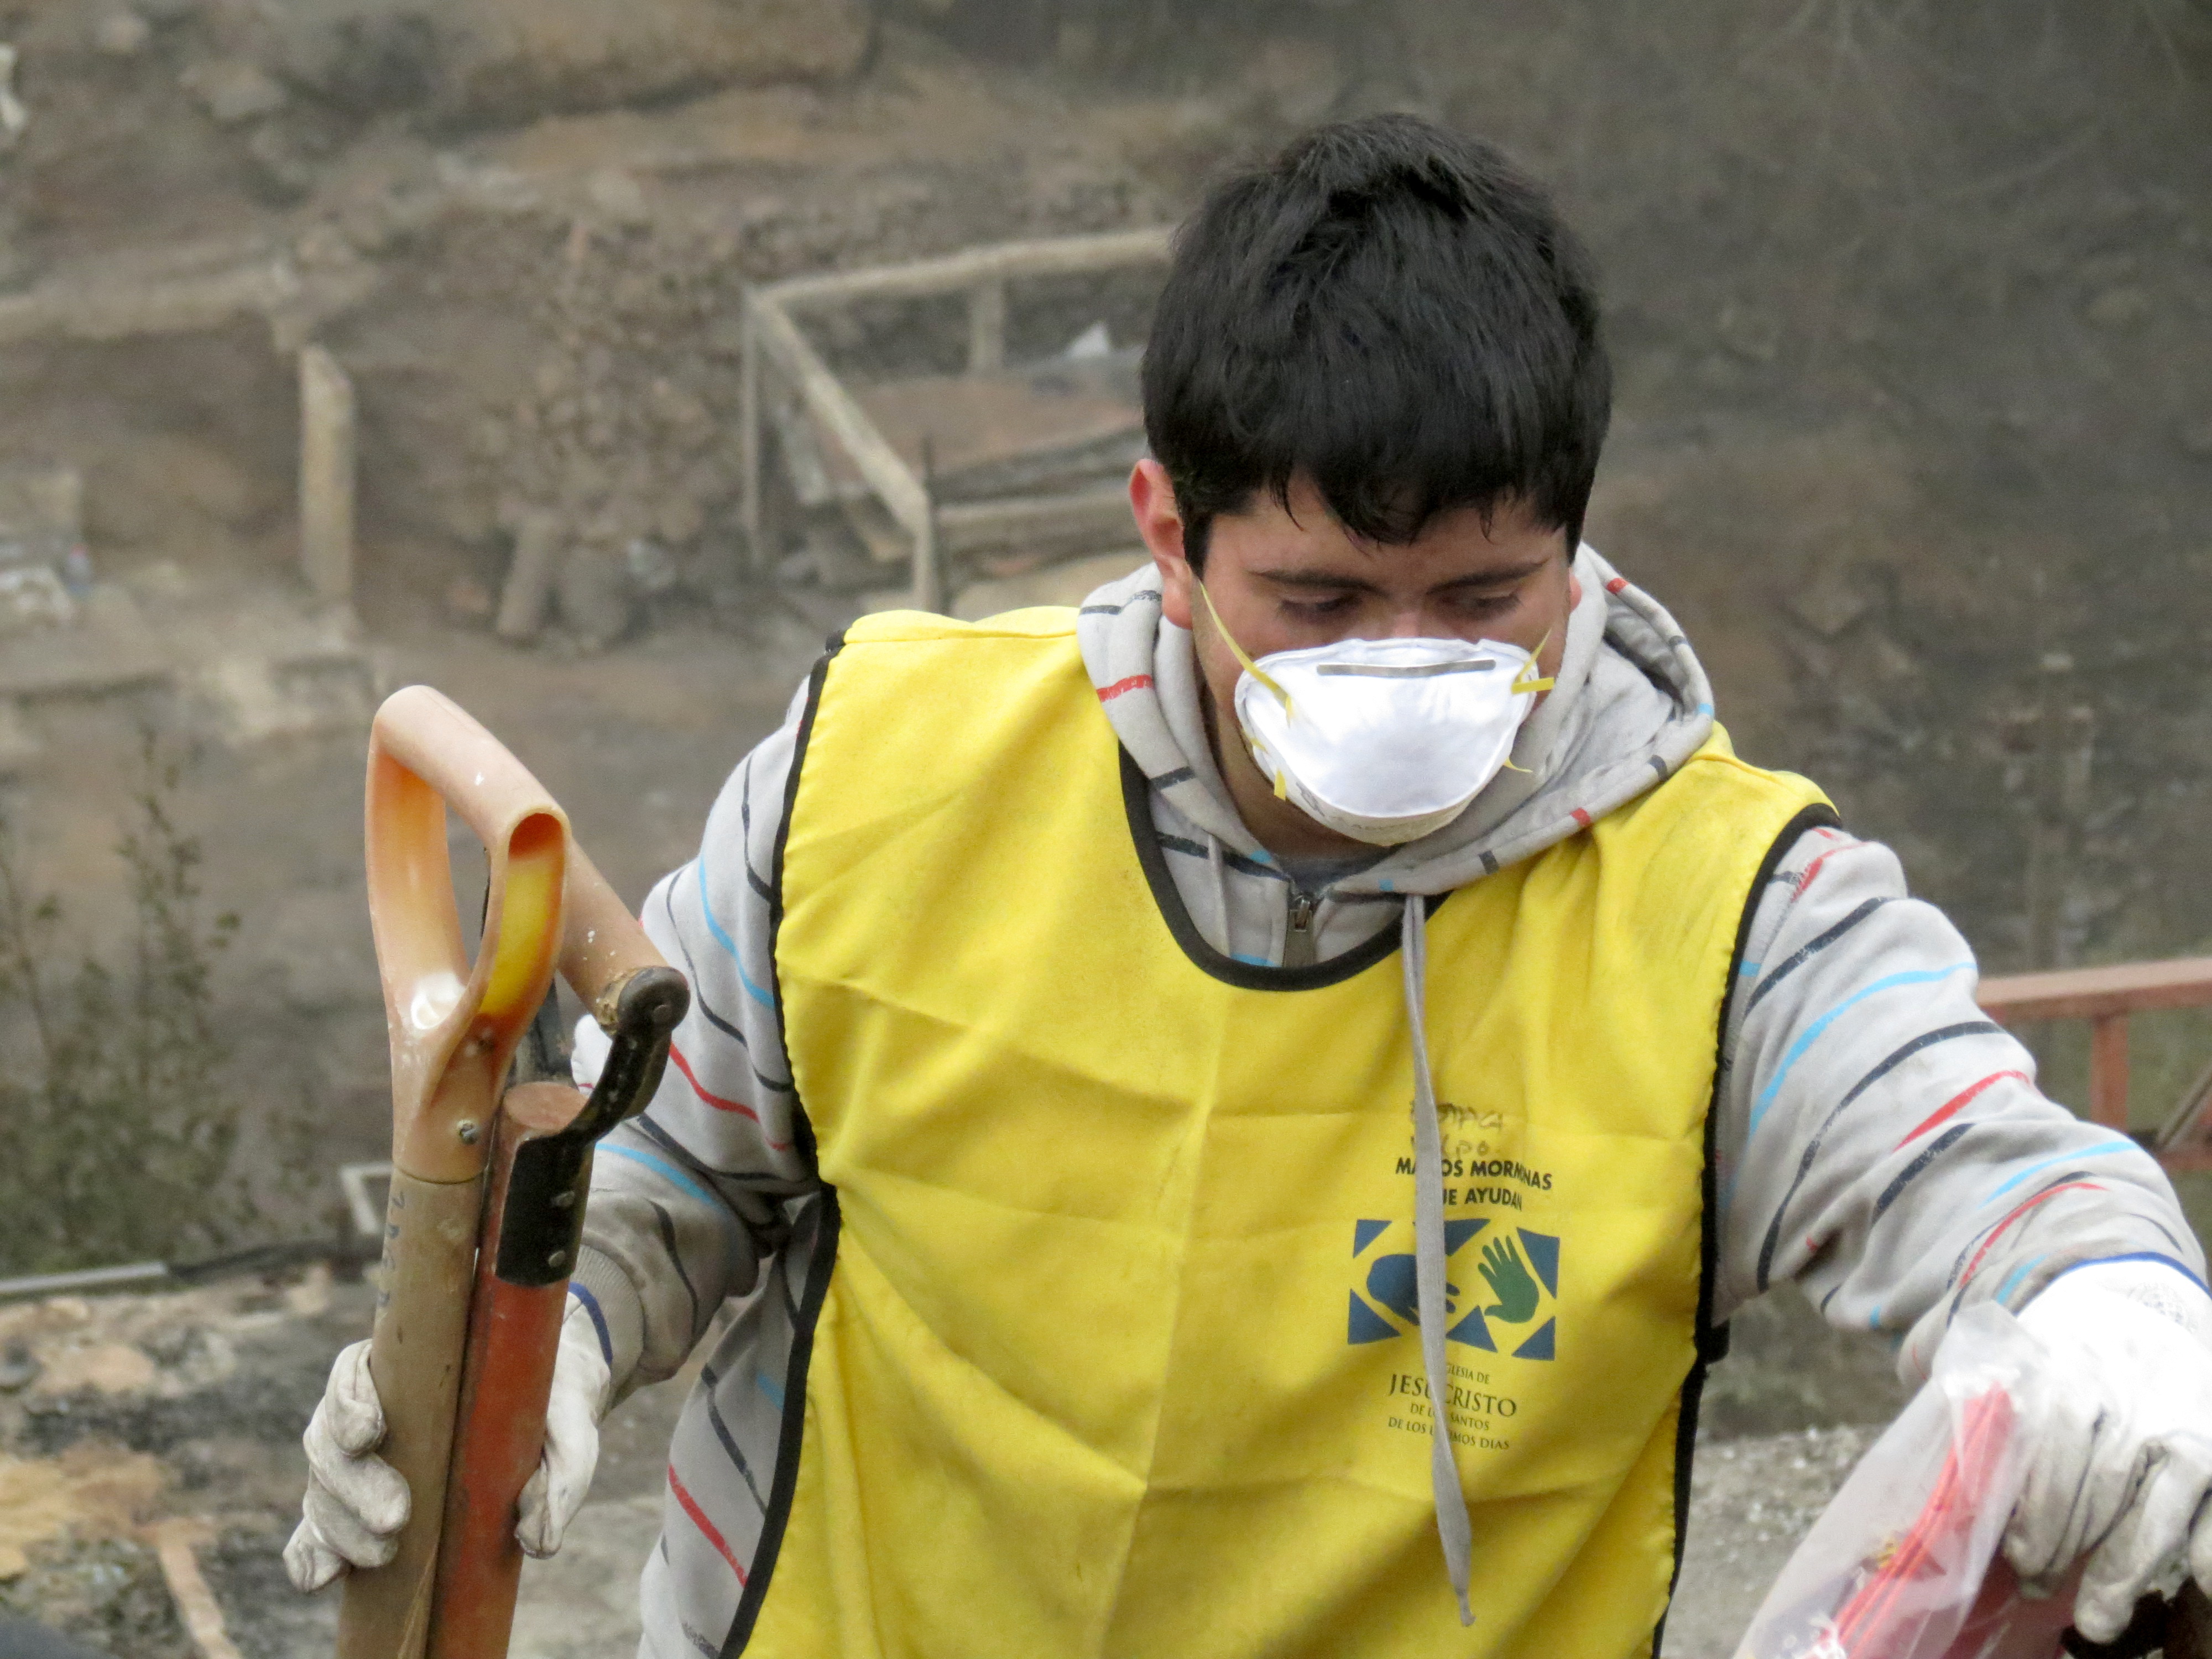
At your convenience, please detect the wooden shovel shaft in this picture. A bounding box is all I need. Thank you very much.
[337,1171,486,1659]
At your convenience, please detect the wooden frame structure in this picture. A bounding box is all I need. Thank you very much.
[1978,957,2212,1172]
[738,226,1172,610]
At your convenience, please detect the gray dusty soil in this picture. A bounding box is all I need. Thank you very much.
[0,1270,1908,1657]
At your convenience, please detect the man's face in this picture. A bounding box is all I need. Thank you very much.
[1129,458,1578,856]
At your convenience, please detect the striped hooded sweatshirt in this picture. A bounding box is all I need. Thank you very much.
[567,547,2200,1659]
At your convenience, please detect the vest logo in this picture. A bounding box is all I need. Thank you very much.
[1349,1218,1559,1360]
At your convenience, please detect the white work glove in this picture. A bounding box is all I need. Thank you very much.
[283,1338,410,1592]
[284,1301,614,1592]
[2002,1260,2212,1642]
[516,1302,614,1558]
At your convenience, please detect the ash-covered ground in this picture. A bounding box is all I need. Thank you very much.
[0,1267,1905,1656]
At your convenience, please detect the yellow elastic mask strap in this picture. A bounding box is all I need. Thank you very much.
[1510,630,1557,696]
[1195,581,1293,719]
[1497,631,1555,774]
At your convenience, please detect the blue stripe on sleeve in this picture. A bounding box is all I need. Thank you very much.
[568,1284,614,1366]
[1992,1254,2049,1307]
[695,856,776,1009]
[601,1142,752,1259]
[1979,1140,2138,1206]
[1749,963,1974,1135]
[602,1141,723,1213]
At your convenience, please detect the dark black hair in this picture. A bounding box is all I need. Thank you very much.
[1143,115,1610,571]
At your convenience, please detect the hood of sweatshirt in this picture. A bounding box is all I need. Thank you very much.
[1077,544,1718,897]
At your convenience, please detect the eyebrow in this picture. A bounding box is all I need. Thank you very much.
[1251,557,1552,594]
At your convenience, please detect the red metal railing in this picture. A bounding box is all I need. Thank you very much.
[1978,957,2212,1173]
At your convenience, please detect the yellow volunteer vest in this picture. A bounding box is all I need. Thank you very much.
[743,608,1831,1658]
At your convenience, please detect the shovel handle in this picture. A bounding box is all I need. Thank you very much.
[561,843,669,1020]
[343,688,571,1659]
[364,685,570,1182]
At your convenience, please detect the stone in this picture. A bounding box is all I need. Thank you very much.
[1786,566,1869,638]
[554,546,633,650]
[92,12,152,55]
[651,493,704,545]
[625,536,680,594]
[179,59,288,126]
[444,575,495,625]
[1717,299,1781,364]
[0,45,25,148]
[585,168,651,227]
[0,568,76,635]
[0,1340,39,1391]
[2085,285,2152,328]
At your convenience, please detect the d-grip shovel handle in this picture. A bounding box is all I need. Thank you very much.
[342,686,570,1659]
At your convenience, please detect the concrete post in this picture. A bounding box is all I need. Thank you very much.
[494,510,562,643]
[299,345,356,604]
[739,305,765,579]
[911,437,943,614]
[968,278,1006,374]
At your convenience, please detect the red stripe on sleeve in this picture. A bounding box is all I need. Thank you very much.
[1958,1181,2105,1289]
[1790,835,1857,901]
[669,1044,757,1120]
[1898,1070,2029,1147]
[1097,674,1154,702]
[668,1044,793,1149]
[669,1464,749,1585]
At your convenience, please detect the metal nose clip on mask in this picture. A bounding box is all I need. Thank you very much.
[1197,583,1554,847]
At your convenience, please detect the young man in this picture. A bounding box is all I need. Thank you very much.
[291,118,2212,1657]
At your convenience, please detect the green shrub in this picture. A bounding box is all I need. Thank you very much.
[0,740,254,1275]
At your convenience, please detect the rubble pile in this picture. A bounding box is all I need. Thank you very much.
[470,218,754,646]
[0,1270,361,1656]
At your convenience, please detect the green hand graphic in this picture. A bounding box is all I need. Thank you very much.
[1478,1237,1541,1324]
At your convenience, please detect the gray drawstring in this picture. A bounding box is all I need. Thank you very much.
[1402,897,1475,1626]
[1207,837,1230,955]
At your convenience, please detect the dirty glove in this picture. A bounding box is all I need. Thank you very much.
[2002,1259,2212,1642]
[284,1299,614,1592]
[515,1298,614,1558]
[284,1338,409,1592]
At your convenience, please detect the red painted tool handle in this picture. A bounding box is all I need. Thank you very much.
[426,1083,582,1659]
[422,963,686,1659]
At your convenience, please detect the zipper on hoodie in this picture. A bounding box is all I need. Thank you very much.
[1285,887,1319,967]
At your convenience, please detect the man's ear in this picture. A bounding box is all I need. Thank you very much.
[1130,459,1194,629]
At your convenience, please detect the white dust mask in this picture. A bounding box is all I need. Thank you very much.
[1198,583,1553,847]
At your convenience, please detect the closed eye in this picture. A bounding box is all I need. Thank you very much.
[1448,591,1522,622]
[1281,593,1360,619]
